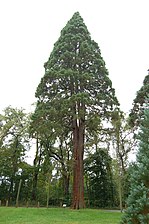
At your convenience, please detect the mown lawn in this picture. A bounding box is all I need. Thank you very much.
[0,207,122,224]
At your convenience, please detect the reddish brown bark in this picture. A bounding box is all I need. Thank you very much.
[71,113,85,209]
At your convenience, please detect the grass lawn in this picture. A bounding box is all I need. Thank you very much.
[0,207,122,224]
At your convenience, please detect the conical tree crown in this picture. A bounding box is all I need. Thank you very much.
[36,12,119,124]
[44,12,92,70]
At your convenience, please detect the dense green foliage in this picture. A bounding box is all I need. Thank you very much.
[85,148,116,208]
[0,12,143,213]
[121,108,149,223]
[32,12,119,208]
[129,74,149,127]
[34,12,119,135]
[0,107,31,204]
[0,207,122,224]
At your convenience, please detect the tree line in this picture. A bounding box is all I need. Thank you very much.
[0,12,148,213]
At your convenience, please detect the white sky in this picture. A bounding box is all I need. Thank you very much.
[0,0,149,114]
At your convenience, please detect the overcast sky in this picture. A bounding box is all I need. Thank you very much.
[0,0,149,114]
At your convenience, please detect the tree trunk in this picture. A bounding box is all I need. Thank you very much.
[16,179,22,207]
[63,173,70,199]
[8,178,14,202]
[31,137,41,202]
[31,172,38,201]
[59,141,70,200]
[71,117,85,209]
[46,174,50,208]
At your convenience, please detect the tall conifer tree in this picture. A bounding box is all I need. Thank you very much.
[121,107,149,223]
[129,73,149,127]
[34,12,119,209]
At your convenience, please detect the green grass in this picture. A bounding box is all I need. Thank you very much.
[0,207,122,224]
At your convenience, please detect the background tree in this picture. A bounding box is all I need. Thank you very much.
[84,148,116,208]
[31,136,42,203]
[33,12,119,209]
[111,110,136,211]
[129,72,149,128]
[121,107,149,223]
[30,112,72,204]
[0,107,30,204]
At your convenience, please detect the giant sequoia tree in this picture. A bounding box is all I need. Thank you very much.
[34,12,119,209]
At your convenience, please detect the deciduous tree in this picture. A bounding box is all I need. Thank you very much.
[0,106,30,203]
